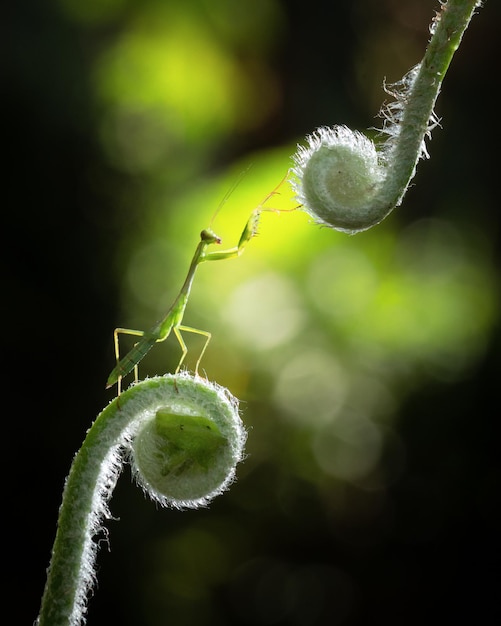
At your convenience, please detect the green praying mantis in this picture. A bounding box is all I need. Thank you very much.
[106,174,292,394]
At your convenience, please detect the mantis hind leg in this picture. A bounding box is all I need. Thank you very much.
[173,325,212,376]
[113,327,146,394]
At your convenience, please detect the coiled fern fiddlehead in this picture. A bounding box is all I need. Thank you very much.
[37,374,246,626]
[292,0,482,233]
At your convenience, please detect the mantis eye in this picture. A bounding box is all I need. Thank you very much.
[200,228,221,244]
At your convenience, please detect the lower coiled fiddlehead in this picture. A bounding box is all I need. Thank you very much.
[37,374,246,626]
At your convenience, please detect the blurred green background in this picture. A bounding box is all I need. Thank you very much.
[6,0,499,624]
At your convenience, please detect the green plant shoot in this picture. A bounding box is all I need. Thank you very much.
[106,176,289,394]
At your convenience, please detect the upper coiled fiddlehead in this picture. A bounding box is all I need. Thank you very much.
[292,0,482,233]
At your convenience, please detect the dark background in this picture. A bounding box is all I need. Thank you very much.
[5,1,499,625]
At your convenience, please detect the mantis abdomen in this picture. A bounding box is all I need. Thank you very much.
[106,332,164,388]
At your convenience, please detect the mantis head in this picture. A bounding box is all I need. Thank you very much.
[200,228,222,245]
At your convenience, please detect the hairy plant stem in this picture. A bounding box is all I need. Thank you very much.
[37,388,135,626]
[380,0,481,215]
